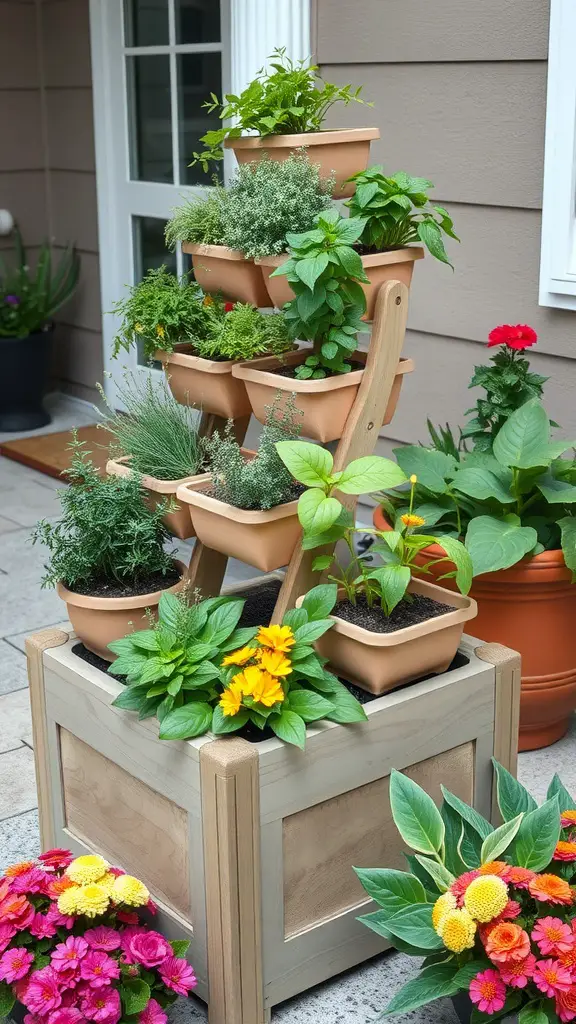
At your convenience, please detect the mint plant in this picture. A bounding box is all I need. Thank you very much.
[272,208,368,377]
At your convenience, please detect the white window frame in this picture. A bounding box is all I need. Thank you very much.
[539,0,576,310]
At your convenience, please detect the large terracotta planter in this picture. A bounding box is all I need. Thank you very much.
[225,128,380,198]
[232,348,414,443]
[157,346,252,419]
[296,580,477,695]
[56,560,186,662]
[255,254,294,309]
[177,477,300,572]
[106,456,202,540]
[373,505,576,751]
[181,242,270,306]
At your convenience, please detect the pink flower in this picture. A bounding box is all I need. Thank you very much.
[39,850,74,871]
[0,947,34,983]
[30,912,57,940]
[123,931,171,969]
[81,986,121,1024]
[0,922,16,952]
[47,1010,84,1024]
[80,950,120,988]
[146,899,158,916]
[534,959,573,997]
[108,867,124,878]
[10,868,49,896]
[54,965,80,991]
[138,999,167,1024]
[557,987,576,1023]
[159,956,197,996]
[84,926,121,952]
[24,1015,40,1024]
[469,969,506,1015]
[52,936,88,972]
[45,904,74,930]
[533,918,575,956]
[24,966,63,1014]
[499,952,536,989]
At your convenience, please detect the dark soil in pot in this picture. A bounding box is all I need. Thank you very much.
[273,359,364,380]
[237,578,282,626]
[68,565,181,599]
[0,326,53,431]
[335,593,453,633]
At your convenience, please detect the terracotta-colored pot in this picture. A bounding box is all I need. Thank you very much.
[255,254,294,309]
[232,348,414,443]
[225,128,381,198]
[157,346,252,419]
[296,580,477,695]
[361,248,424,320]
[176,477,300,573]
[181,242,270,306]
[373,505,576,750]
[106,457,204,540]
[56,561,187,662]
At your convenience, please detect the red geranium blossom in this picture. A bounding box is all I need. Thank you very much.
[487,324,538,350]
[224,302,234,313]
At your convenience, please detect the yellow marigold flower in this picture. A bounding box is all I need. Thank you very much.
[464,874,509,923]
[221,646,257,667]
[66,854,109,885]
[258,649,293,677]
[432,891,457,934]
[219,681,244,717]
[111,874,149,907]
[57,885,81,916]
[156,324,165,338]
[410,475,418,484]
[232,664,264,695]
[134,322,144,333]
[250,671,285,708]
[256,624,295,653]
[401,513,426,528]
[75,883,110,918]
[438,908,477,953]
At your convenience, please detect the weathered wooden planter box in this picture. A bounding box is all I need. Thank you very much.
[26,627,520,1024]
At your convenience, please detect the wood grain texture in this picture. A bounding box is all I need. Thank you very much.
[476,643,522,819]
[60,730,191,917]
[283,743,474,936]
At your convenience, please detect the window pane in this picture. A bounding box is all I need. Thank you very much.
[177,52,223,186]
[124,0,169,46]
[127,55,173,183]
[133,217,177,365]
[175,0,220,43]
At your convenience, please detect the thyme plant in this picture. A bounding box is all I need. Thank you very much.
[164,185,227,249]
[194,304,292,362]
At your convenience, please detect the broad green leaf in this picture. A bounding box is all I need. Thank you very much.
[353,868,426,915]
[513,795,561,870]
[390,770,445,855]
[393,446,456,494]
[384,904,444,950]
[312,554,333,572]
[413,855,455,892]
[492,758,537,820]
[169,939,191,957]
[283,608,309,631]
[186,641,214,663]
[337,456,406,494]
[459,822,485,869]
[454,961,491,989]
[518,1004,549,1024]
[357,910,434,954]
[404,853,440,894]
[287,690,334,722]
[441,802,467,877]
[493,399,554,469]
[418,218,452,267]
[129,629,160,651]
[120,979,151,1016]
[158,702,213,741]
[433,535,473,594]
[294,253,329,290]
[452,465,514,504]
[297,489,341,534]
[275,440,333,487]
[211,705,249,734]
[0,980,15,1018]
[558,516,576,581]
[111,684,151,713]
[324,684,367,723]
[219,626,258,653]
[441,787,493,839]
[157,591,182,631]
[547,772,576,812]
[465,515,538,575]
[537,472,576,504]
[270,708,306,749]
[367,564,410,613]
[385,962,460,1015]
[294,620,333,644]
[480,814,523,863]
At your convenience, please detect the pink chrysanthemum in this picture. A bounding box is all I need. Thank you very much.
[80,950,120,988]
[45,904,74,930]
[30,911,57,940]
[533,959,573,997]
[469,969,506,1015]
[24,966,63,1014]
[81,985,121,1024]
[499,952,536,989]
[39,849,74,871]
[53,965,80,991]
[84,926,121,952]
[0,947,34,983]
[51,936,88,972]
[10,867,49,896]
[138,999,167,1024]
[158,956,197,996]
[533,918,575,957]
[47,1010,84,1024]
[507,866,536,890]
[0,922,16,952]
[450,870,481,907]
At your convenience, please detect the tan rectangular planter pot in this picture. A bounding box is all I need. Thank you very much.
[157,346,252,420]
[232,348,414,443]
[176,477,301,572]
[26,610,520,1024]
[225,127,380,198]
[181,242,270,307]
[106,456,200,540]
[301,579,478,696]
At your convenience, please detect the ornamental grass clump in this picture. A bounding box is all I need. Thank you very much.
[193,303,292,362]
[355,760,576,1021]
[111,267,212,361]
[164,183,227,249]
[0,847,196,1024]
[32,433,175,591]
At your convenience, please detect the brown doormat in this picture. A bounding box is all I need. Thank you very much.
[0,425,112,480]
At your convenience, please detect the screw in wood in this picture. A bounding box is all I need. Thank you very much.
[395,296,401,305]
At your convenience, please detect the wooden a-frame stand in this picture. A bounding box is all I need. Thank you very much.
[183,278,410,615]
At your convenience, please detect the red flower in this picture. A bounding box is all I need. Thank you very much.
[487,324,537,350]
[224,302,235,313]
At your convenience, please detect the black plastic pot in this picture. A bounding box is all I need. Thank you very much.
[0,326,53,431]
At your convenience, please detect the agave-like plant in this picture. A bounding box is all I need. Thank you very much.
[0,225,80,338]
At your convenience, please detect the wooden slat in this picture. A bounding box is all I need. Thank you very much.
[25,628,69,847]
[476,642,522,820]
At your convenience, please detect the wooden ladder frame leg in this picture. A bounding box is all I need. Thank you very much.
[25,629,69,848]
[272,279,410,622]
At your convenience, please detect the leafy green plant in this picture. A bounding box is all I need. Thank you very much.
[425,419,463,460]
[220,152,334,260]
[276,441,472,613]
[345,166,458,267]
[111,267,213,360]
[31,434,175,590]
[164,185,227,249]
[0,225,80,338]
[272,208,368,377]
[204,396,301,510]
[191,48,371,169]
[109,584,367,746]
[194,304,292,362]
[97,373,204,481]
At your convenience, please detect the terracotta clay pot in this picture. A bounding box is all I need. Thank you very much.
[296,580,477,695]
[232,348,414,443]
[56,561,187,662]
[255,254,294,309]
[373,505,576,751]
[157,346,252,419]
[181,243,270,306]
[225,128,381,198]
[361,248,424,320]
[176,477,300,573]
[106,457,203,540]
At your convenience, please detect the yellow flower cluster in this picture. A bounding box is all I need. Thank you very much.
[463,875,509,923]
[431,891,456,931]
[219,624,295,717]
[439,908,477,953]
[57,855,150,919]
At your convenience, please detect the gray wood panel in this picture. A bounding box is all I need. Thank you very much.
[321,62,546,209]
[50,171,99,253]
[0,1,39,89]
[314,0,549,64]
[52,324,104,394]
[0,170,49,244]
[41,0,92,89]
[57,250,102,333]
[45,88,96,172]
[0,91,43,170]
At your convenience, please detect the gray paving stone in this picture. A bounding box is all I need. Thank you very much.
[0,638,28,694]
[0,477,63,528]
[0,516,20,535]
[0,745,38,819]
[0,688,32,753]
[0,809,40,870]
[0,572,64,639]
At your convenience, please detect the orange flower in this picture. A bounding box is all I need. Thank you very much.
[555,841,576,862]
[258,649,292,678]
[4,861,35,878]
[479,861,512,881]
[507,866,536,890]
[557,988,576,1021]
[0,893,30,922]
[559,945,576,972]
[561,811,576,828]
[46,875,76,899]
[529,873,574,905]
[484,922,531,963]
